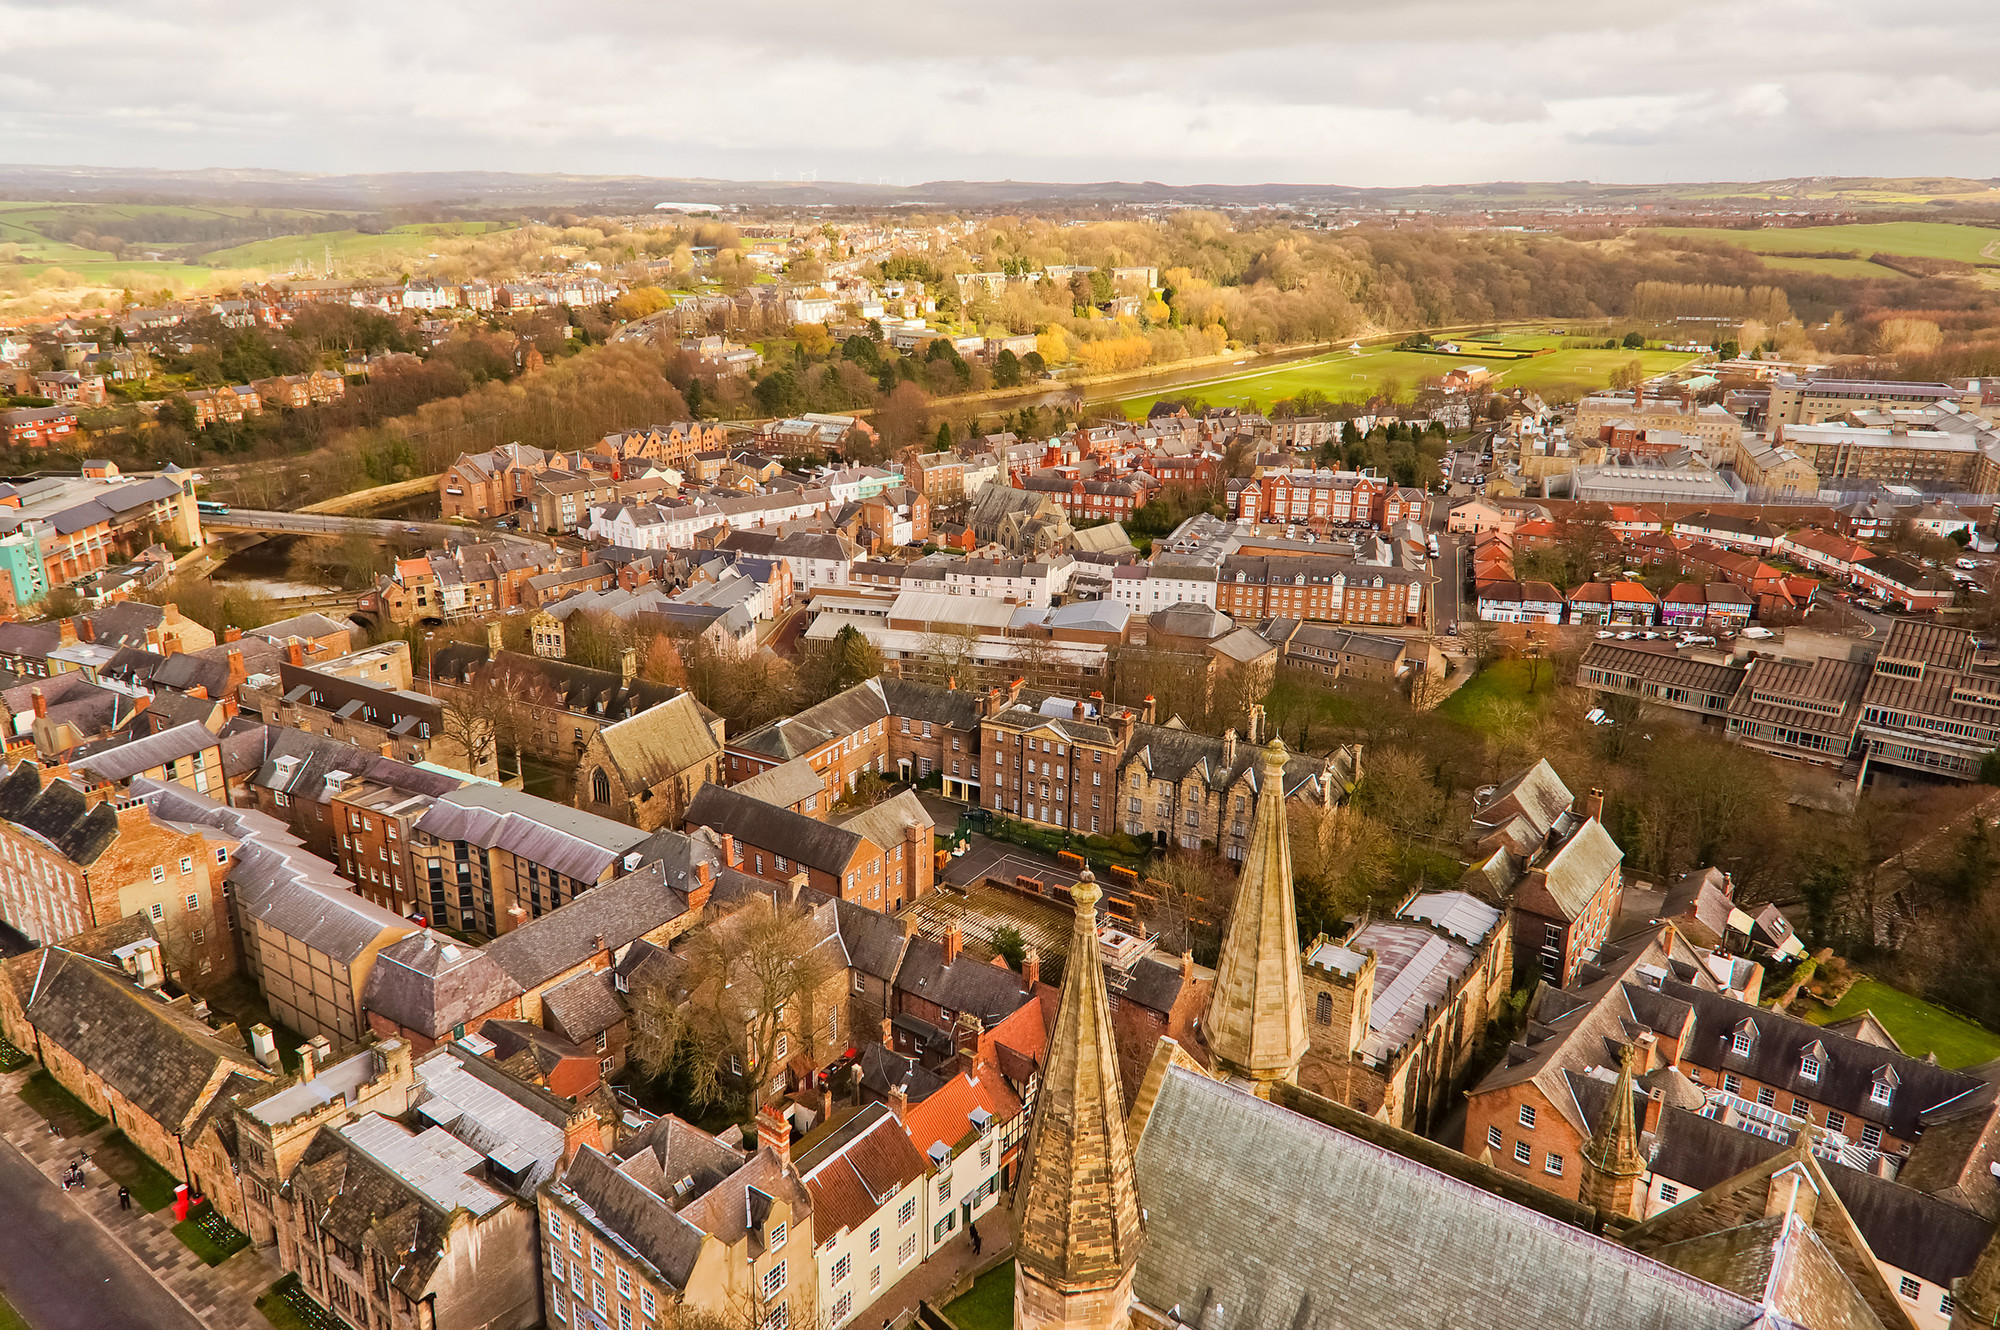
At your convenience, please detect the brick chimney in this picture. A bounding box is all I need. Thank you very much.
[296,1042,318,1082]
[1141,694,1156,724]
[186,685,207,700]
[223,626,241,644]
[145,626,162,652]
[720,833,736,867]
[220,695,238,721]
[225,648,247,694]
[1022,946,1040,988]
[57,618,76,647]
[881,1016,895,1049]
[29,687,45,720]
[687,860,714,912]
[1180,949,1195,982]
[887,1082,908,1122]
[1006,676,1025,707]
[1585,787,1605,823]
[562,1104,603,1165]
[755,1102,791,1166]
[820,1083,835,1124]
[286,640,304,668]
[942,923,963,966]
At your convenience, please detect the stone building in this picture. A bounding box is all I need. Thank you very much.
[1298,889,1512,1133]
[572,690,724,832]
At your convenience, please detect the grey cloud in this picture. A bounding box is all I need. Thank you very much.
[2,0,2000,185]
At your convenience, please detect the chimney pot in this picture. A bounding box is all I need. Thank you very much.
[296,1043,318,1082]
[223,626,241,643]
[755,1102,792,1166]
[1022,946,1040,988]
[942,923,963,966]
[286,640,304,668]
[887,1083,908,1122]
[1585,787,1605,823]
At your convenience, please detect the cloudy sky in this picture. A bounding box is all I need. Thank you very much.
[4,0,1996,187]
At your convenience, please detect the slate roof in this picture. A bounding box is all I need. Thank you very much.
[832,789,934,853]
[729,678,891,762]
[685,783,865,877]
[1665,978,1982,1139]
[858,1042,950,1102]
[1473,759,1573,842]
[362,931,524,1039]
[480,862,687,991]
[878,677,985,731]
[1131,1066,1769,1330]
[227,836,413,965]
[69,721,219,783]
[559,1147,710,1289]
[540,972,627,1044]
[1515,818,1623,922]
[430,647,683,725]
[25,950,269,1133]
[0,762,119,864]
[833,897,909,982]
[730,756,827,811]
[894,936,1034,1026]
[290,1127,460,1297]
[416,785,649,884]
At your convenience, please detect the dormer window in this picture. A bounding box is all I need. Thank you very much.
[1871,1080,1893,1107]
[1731,1029,1753,1057]
[1801,1056,1821,1081]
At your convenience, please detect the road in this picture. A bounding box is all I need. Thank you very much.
[0,1138,205,1330]
[1426,502,1466,636]
[205,510,545,549]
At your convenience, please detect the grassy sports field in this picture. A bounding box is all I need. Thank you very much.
[198,226,505,271]
[1645,221,2000,267]
[1108,342,1699,416]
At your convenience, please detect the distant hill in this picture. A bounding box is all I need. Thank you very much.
[1,164,1998,213]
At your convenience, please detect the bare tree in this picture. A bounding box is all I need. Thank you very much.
[1289,803,1394,941]
[1139,849,1239,964]
[627,898,841,1113]
[434,670,517,779]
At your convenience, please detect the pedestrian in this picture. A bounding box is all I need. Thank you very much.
[969,1221,981,1255]
[118,1186,130,1211]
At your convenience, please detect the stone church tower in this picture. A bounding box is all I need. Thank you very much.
[1203,737,1309,1094]
[1015,871,1145,1330]
[1580,1043,1645,1227]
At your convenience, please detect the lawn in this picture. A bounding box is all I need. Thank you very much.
[1108,345,1699,416]
[200,225,516,271]
[92,1130,181,1211]
[257,1275,345,1330]
[1646,221,2000,267]
[1805,978,2000,1068]
[0,1287,27,1330]
[943,1261,1015,1330]
[18,1070,107,1136]
[173,1201,250,1266]
[1437,658,1564,732]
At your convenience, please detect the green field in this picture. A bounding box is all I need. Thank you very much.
[1437,658,1565,732]
[1647,221,2000,267]
[202,225,516,271]
[1109,344,1699,415]
[1755,255,1910,281]
[1805,978,2000,1068]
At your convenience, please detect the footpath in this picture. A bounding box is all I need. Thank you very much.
[0,1066,274,1330]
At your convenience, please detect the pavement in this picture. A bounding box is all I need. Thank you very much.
[941,834,1082,894]
[874,1204,1017,1330]
[0,1067,275,1330]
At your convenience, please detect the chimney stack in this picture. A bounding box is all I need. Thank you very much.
[942,923,963,966]
[887,1082,908,1122]
[1222,728,1237,766]
[486,621,502,653]
[1247,702,1266,745]
[720,833,736,867]
[755,1102,791,1166]
[1142,694,1156,724]
[562,1104,604,1166]
[687,859,715,912]
[223,626,241,644]
[882,1016,895,1049]
[29,687,45,720]
[820,1083,835,1124]
[57,618,76,647]
[296,1043,318,1082]
[1585,787,1605,823]
[225,648,247,694]
[186,685,207,700]
[164,602,180,624]
[286,640,304,668]
[620,646,638,686]
[1022,946,1040,988]
[1181,949,1195,982]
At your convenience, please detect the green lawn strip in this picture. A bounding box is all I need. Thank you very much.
[257,1275,345,1330]
[1645,221,2000,266]
[173,1202,250,1266]
[18,1070,107,1136]
[942,1261,1015,1330]
[91,1130,181,1211]
[1436,659,1563,731]
[0,1286,29,1330]
[1804,978,2000,1068]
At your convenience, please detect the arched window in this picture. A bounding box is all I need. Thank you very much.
[591,768,611,804]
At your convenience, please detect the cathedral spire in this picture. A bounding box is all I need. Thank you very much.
[1015,871,1144,1330]
[1580,1043,1645,1227]
[1204,737,1308,1093]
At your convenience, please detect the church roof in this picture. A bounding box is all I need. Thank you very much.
[1129,1066,1772,1330]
